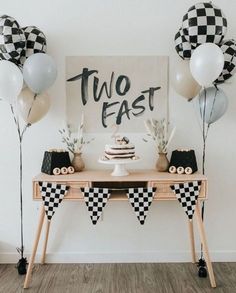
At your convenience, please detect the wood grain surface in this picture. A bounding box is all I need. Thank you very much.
[0,263,235,293]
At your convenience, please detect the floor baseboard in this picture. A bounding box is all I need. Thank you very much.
[1,250,236,264]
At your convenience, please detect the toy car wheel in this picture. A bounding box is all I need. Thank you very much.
[61,167,68,175]
[53,167,61,175]
[169,166,176,174]
[185,167,193,175]
[68,166,75,174]
[177,166,184,174]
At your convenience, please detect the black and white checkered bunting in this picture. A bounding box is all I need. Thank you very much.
[126,187,156,225]
[215,39,236,84]
[0,15,26,62]
[81,187,111,225]
[39,182,69,221]
[170,181,201,221]
[20,26,47,65]
[175,27,194,59]
[182,2,227,47]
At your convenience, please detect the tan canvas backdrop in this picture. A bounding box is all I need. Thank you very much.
[66,56,168,132]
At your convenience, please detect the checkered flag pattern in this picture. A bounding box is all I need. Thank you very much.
[174,27,194,59]
[39,182,69,221]
[182,2,227,47]
[126,187,156,225]
[20,26,47,65]
[170,181,201,221]
[0,15,26,61]
[215,39,236,84]
[81,187,111,225]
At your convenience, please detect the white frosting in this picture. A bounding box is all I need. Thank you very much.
[105,143,135,150]
[105,153,135,160]
[104,142,135,159]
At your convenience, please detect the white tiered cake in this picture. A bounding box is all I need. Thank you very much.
[103,136,137,160]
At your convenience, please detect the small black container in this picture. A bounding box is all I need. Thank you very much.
[169,149,198,174]
[41,151,71,175]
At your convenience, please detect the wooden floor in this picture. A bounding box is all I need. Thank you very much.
[0,263,235,293]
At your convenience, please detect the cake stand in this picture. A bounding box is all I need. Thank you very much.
[98,157,141,176]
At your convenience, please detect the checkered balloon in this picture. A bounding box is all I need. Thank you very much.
[81,187,111,225]
[126,187,156,225]
[20,26,47,65]
[39,182,69,221]
[175,27,195,59]
[170,181,201,221]
[215,39,236,84]
[0,15,26,62]
[182,2,227,47]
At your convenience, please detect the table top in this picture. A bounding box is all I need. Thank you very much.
[33,170,207,183]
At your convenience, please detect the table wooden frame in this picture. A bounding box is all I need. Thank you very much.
[23,170,216,289]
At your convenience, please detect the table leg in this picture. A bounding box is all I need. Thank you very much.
[24,205,45,289]
[188,220,196,263]
[195,201,216,288]
[41,220,51,264]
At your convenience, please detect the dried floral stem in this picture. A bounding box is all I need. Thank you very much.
[144,118,175,153]
[60,115,94,154]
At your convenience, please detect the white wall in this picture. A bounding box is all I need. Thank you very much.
[0,0,236,263]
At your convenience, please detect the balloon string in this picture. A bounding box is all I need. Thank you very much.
[200,87,207,260]
[204,92,216,142]
[10,103,29,259]
[199,85,216,259]
[26,93,37,125]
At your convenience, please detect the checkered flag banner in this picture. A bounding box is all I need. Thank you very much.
[174,27,194,60]
[215,39,236,84]
[39,182,69,221]
[0,15,26,62]
[182,2,227,47]
[20,26,47,65]
[126,187,156,225]
[81,187,111,225]
[170,181,201,221]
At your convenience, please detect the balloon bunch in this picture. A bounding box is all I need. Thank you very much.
[0,15,57,123]
[0,14,57,274]
[172,2,232,125]
[173,2,234,279]
[174,2,236,85]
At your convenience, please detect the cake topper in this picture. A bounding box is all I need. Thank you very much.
[111,124,120,143]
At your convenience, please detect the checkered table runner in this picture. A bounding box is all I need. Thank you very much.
[170,181,201,221]
[39,182,69,221]
[126,187,156,225]
[80,187,111,225]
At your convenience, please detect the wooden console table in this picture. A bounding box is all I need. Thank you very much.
[23,170,216,289]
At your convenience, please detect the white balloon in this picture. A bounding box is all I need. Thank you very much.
[0,60,23,103]
[190,43,224,87]
[23,53,57,94]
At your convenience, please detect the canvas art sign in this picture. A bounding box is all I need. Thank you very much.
[66,56,168,132]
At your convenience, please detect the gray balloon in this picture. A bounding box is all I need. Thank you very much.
[23,53,57,94]
[198,86,228,124]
